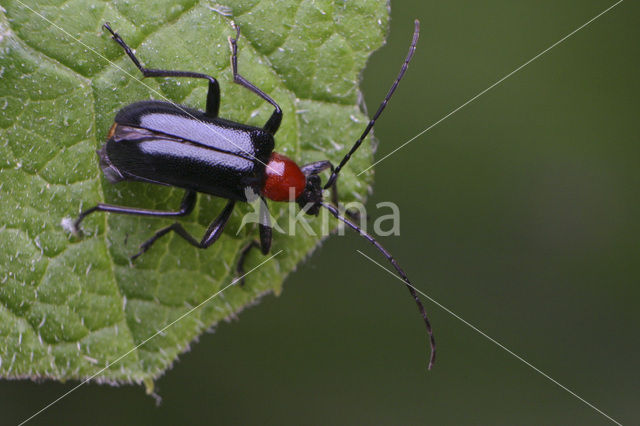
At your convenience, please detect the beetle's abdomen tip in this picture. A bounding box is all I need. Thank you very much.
[97,143,125,183]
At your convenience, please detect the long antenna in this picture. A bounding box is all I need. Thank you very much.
[321,202,436,370]
[325,19,420,189]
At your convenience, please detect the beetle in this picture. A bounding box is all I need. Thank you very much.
[73,20,435,369]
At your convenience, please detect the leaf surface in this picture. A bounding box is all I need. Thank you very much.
[0,0,387,386]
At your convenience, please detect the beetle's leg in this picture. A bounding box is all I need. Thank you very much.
[256,197,273,254]
[236,224,272,286]
[73,190,197,233]
[235,198,272,286]
[103,23,220,117]
[300,160,333,176]
[131,200,235,260]
[228,25,282,135]
[236,240,260,283]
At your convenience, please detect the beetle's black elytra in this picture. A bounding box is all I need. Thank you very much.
[74,20,435,369]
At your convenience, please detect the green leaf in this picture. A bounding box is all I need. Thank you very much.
[0,0,387,387]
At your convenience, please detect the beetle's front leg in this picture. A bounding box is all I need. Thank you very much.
[103,23,221,117]
[131,200,235,260]
[228,24,282,135]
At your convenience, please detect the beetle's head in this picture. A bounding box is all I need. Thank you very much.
[296,174,323,216]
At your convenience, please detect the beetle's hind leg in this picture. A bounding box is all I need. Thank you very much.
[131,200,235,260]
[73,190,197,234]
[228,24,282,135]
[103,22,221,117]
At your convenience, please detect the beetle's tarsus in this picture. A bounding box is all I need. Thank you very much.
[70,222,81,237]
[103,22,117,39]
[236,240,260,287]
[131,236,158,261]
[229,21,241,43]
[72,226,83,238]
[62,217,82,237]
[130,249,144,262]
[130,240,155,261]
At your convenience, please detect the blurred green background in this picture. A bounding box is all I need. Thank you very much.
[2,0,638,424]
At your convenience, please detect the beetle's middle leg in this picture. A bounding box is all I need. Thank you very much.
[236,224,272,286]
[228,24,282,135]
[235,197,272,285]
[103,23,221,117]
[131,200,236,260]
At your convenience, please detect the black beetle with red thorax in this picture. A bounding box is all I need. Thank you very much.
[73,20,435,369]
